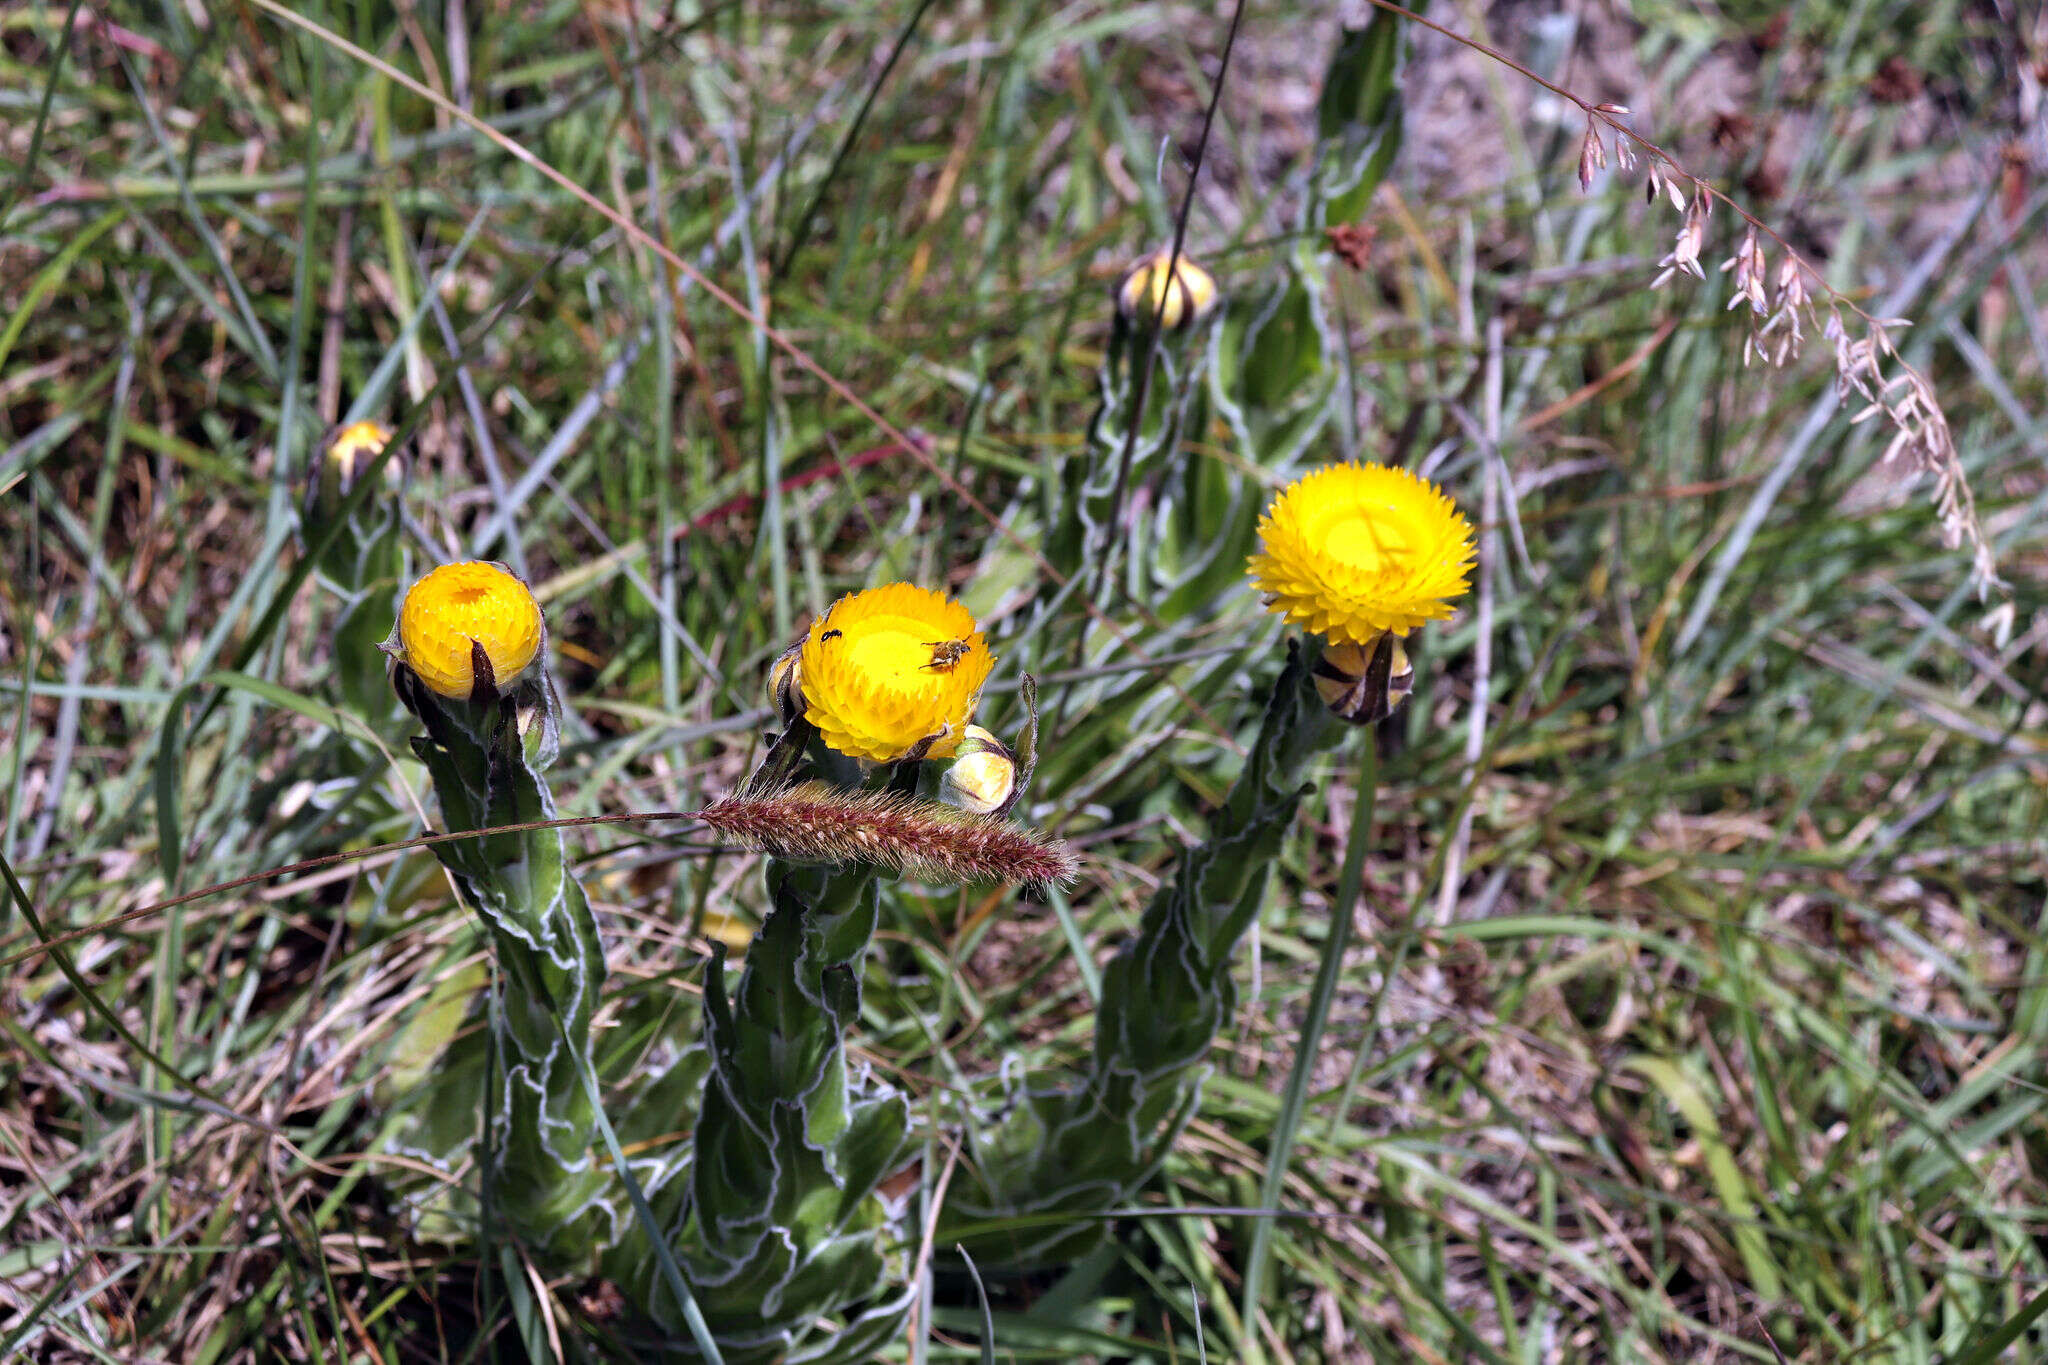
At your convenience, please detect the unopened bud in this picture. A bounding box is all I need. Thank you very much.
[1115,248,1219,331]
[388,561,545,702]
[939,724,1018,816]
[768,640,805,725]
[307,420,395,520]
[1311,633,1413,726]
[328,420,393,482]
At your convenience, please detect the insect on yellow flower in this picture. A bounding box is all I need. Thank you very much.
[394,560,544,701]
[921,639,972,673]
[1247,462,1476,644]
[796,583,993,763]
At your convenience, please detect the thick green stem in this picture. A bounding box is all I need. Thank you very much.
[942,640,1340,1266]
[394,667,610,1266]
[1239,734,1376,1324]
[1043,315,1211,625]
[612,859,915,1363]
[301,442,405,723]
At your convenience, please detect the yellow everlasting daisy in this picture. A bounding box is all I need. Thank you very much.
[396,561,544,700]
[1247,463,1476,643]
[799,583,992,763]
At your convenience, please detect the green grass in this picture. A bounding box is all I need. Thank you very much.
[3,0,2045,1361]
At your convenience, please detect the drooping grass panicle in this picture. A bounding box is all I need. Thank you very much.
[1385,0,1998,599]
[697,781,1077,889]
[1568,92,2000,600]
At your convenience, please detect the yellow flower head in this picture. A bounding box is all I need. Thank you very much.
[1116,248,1219,331]
[799,583,993,763]
[326,420,393,485]
[396,561,544,700]
[1247,463,1476,643]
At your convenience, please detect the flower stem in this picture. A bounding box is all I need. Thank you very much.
[940,641,1337,1267]
[1239,732,1378,1330]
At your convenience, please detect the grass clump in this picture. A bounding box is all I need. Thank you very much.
[4,1,2045,1361]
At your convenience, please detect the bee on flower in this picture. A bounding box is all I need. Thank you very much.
[784,582,994,764]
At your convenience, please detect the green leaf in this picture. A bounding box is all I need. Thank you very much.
[945,643,1339,1268]
[378,956,487,1100]
[153,686,190,887]
[1313,5,1417,224]
[1240,272,1324,410]
[1947,1278,2048,1365]
[1622,1056,1785,1303]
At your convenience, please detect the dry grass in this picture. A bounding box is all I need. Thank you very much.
[5,1,2047,1361]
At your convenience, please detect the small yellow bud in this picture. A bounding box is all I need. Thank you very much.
[326,421,393,487]
[394,561,544,701]
[939,725,1018,816]
[1116,248,1218,331]
[768,640,805,725]
[1311,633,1414,727]
[305,420,398,533]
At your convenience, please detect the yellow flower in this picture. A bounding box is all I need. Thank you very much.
[308,421,396,521]
[396,561,544,699]
[1116,248,1219,330]
[799,583,992,763]
[1247,463,1476,643]
[327,420,392,483]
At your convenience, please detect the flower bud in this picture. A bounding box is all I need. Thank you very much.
[328,420,393,483]
[1311,633,1414,726]
[939,725,1018,816]
[389,561,544,702]
[768,640,805,725]
[307,420,395,522]
[1116,248,1218,331]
